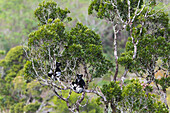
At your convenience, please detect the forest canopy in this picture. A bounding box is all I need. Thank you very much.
[0,0,169,113]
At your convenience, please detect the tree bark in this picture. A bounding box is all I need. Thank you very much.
[111,103,116,113]
[83,61,89,89]
[104,104,109,113]
[113,26,118,81]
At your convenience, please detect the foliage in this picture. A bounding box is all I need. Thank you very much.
[0,0,39,52]
[24,60,35,81]
[51,96,70,113]
[10,102,25,113]
[23,101,40,113]
[34,0,72,25]
[120,79,169,113]
[0,78,17,111]
[25,1,113,82]
[0,46,43,112]
[119,9,169,82]
[13,76,27,95]
[88,0,169,109]
[99,81,122,103]
[26,80,42,98]
[0,33,10,52]
[82,98,103,113]
[88,0,144,20]
[23,2,114,112]
[155,77,170,92]
[97,79,169,112]
[25,1,170,112]
[51,91,103,113]
[0,46,26,111]
[0,50,5,55]
[88,0,169,81]
[0,46,26,82]
[0,0,114,60]
[51,91,86,113]
[0,0,169,112]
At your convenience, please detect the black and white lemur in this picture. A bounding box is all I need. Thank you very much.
[48,62,61,80]
[72,74,85,93]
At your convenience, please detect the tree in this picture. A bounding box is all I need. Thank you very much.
[0,46,26,81]
[118,8,170,108]
[12,76,27,98]
[0,0,39,52]
[0,46,52,112]
[50,91,103,113]
[120,79,168,113]
[88,0,169,109]
[24,1,170,113]
[23,101,40,113]
[96,81,122,113]
[96,79,169,113]
[24,1,112,112]
[88,0,169,80]
[10,102,25,113]
[0,46,26,112]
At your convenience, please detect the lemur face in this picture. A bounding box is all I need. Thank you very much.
[77,74,83,80]
[56,62,61,67]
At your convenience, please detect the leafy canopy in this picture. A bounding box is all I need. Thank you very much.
[26,1,113,81]
[88,0,144,21]
[97,79,169,112]
[119,9,169,79]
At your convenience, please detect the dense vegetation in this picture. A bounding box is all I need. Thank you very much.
[0,0,169,113]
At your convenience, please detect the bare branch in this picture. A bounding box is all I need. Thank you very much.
[127,0,131,23]
[85,88,107,102]
[131,0,142,23]
[136,4,146,16]
[66,89,72,100]
[112,2,125,24]
[122,69,128,77]
[53,88,71,107]
[113,26,119,81]
[31,58,46,83]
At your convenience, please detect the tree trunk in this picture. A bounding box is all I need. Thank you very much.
[111,103,117,113]
[104,104,109,113]
[83,61,89,89]
[113,26,118,81]
[75,105,79,113]
[114,60,119,81]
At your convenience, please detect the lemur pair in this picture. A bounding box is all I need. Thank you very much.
[48,62,85,93]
